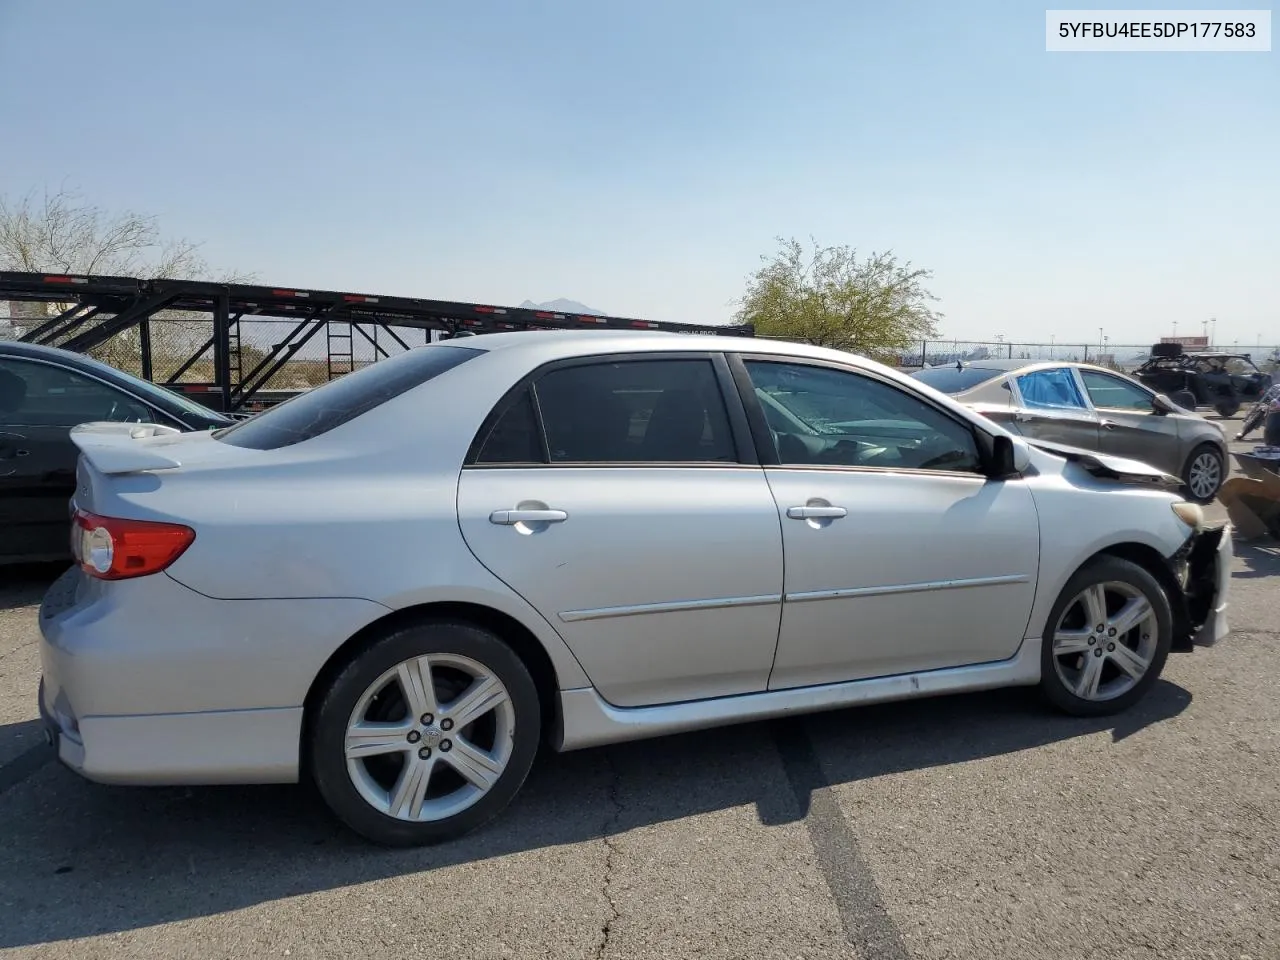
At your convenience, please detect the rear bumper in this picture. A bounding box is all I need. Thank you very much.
[39,675,302,785]
[36,565,386,786]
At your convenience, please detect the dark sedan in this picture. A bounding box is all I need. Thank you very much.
[0,341,233,564]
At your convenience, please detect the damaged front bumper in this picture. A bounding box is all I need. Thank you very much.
[1169,521,1233,650]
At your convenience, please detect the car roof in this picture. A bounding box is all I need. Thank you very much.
[453,329,899,371]
[927,358,1123,377]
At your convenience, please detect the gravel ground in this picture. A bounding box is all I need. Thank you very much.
[1,417,1276,960]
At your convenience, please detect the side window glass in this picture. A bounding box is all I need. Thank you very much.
[533,359,736,464]
[473,388,543,464]
[0,359,150,426]
[1015,369,1087,410]
[1079,371,1153,412]
[743,361,982,473]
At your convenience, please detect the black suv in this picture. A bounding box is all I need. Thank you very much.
[1133,344,1273,418]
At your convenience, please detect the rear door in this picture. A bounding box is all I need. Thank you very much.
[1008,367,1101,450]
[1076,368,1182,475]
[0,357,153,562]
[456,352,786,708]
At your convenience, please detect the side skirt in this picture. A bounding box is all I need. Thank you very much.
[553,637,1043,752]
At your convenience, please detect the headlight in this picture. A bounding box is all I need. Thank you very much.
[1172,501,1204,529]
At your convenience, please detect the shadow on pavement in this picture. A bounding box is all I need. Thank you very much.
[0,679,1190,948]
[0,562,67,612]
[1232,538,1280,580]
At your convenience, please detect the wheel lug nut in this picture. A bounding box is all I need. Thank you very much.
[1096,624,1105,633]
[420,713,433,726]
[440,739,452,752]
[1107,628,1117,637]
[418,746,431,760]
[1088,637,1096,646]
[440,718,454,732]
[407,730,421,744]
[1107,643,1116,652]
[1094,648,1104,657]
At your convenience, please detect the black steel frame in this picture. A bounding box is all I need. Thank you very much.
[1,272,754,412]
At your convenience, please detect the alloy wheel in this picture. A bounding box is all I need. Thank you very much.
[344,653,515,822]
[1187,451,1222,501]
[1050,581,1160,702]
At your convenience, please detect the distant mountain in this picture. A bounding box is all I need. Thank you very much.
[518,298,608,316]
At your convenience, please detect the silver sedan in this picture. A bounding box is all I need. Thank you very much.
[911,360,1229,503]
[39,332,1232,845]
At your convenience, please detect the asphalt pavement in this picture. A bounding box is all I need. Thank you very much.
[1,418,1277,960]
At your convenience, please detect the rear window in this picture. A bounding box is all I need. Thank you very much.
[911,366,1005,394]
[215,344,482,450]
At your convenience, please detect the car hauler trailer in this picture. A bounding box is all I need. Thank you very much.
[0,272,754,413]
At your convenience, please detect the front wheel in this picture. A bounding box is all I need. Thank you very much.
[1181,443,1225,504]
[1039,557,1173,717]
[308,619,541,846]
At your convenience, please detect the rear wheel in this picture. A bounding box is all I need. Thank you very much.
[309,619,541,846]
[1181,443,1225,504]
[1039,557,1172,717]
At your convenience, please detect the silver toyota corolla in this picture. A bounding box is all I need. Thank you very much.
[38,332,1232,846]
[911,360,1229,503]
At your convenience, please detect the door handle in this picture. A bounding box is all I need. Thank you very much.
[489,508,568,525]
[1100,419,1117,430]
[786,505,848,520]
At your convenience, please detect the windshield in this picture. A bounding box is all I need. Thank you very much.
[910,366,1006,394]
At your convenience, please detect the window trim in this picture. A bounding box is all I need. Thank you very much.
[0,355,181,429]
[463,350,759,469]
[725,352,999,479]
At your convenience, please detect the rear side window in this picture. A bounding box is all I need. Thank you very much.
[1015,368,1087,410]
[216,344,482,450]
[473,388,544,464]
[534,359,737,464]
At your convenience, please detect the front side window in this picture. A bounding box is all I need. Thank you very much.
[744,360,983,473]
[531,359,737,464]
[0,358,151,426]
[1014,368,1087,410]
[1079,370,1154,412]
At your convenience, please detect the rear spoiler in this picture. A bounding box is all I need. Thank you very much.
[69,422,185,475]
[1025,438,1182,489]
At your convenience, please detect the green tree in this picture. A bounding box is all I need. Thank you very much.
[736,236,941,361]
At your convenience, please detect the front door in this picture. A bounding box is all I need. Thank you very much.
[456,354,785,708]
[1009,367,1101,450]
[1076,368,1182,475]
[733,357,1041,690]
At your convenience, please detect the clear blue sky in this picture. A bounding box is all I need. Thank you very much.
[1,0,1276,347]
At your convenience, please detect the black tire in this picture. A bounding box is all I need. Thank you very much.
[1039,556,1173,718]
[1213,398,1241,419]
[1181,442,1226,504]
[309,618,541,847]
[1170,388,1198,411]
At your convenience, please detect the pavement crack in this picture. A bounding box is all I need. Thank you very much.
[0,637,38,665]
[594,755,624,960]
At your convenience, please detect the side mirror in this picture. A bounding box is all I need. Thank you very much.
[1152,393,1176,415]
[989,434,1019,479]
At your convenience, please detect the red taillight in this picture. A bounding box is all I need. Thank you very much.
[72,510,195,580]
